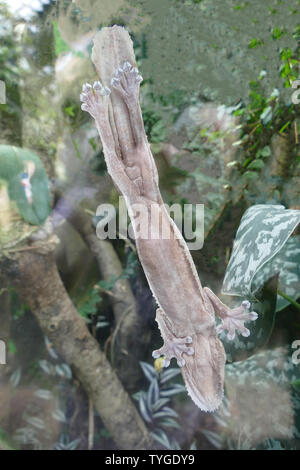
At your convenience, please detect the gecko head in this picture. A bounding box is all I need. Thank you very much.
[180,331,226,412]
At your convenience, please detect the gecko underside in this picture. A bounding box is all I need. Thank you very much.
[81,53,258,412]
[153,306,225,412]
[181,331,226,412]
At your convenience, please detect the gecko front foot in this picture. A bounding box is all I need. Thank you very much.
[216,300,258,341]
[152,336,194,368]
[152,308,194,368]
[203,287,258,341]
[111,61,143,102]
[80,81,111,119]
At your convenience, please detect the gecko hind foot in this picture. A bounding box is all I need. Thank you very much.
[111,62,143,101]
[152,336,194,368]
[216,300,258,341]
[80,81,111,119]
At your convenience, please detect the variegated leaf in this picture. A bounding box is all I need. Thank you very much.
[252,236,300,312]
[223,205,300,297]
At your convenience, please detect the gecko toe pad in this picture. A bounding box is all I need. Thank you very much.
[80,81,111,117]
[111,62,143,99]
[216,300,258,341]
[152,336,195,368]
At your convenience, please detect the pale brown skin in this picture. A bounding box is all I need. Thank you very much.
[80,62,257,411]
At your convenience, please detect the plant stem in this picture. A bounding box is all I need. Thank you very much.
[277,289,300,311]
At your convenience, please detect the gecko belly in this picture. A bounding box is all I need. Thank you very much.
[181,330,226,412]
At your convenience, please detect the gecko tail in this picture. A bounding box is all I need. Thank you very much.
[180,332,226,412]
[152,307,225,411]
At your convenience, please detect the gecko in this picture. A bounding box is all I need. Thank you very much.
[80,62,258,412]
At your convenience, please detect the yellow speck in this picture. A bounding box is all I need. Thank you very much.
[154,356,164,373]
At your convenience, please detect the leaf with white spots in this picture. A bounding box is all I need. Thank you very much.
[34,389,53,400]
[223,205,300,297]
[10,367,21,388]
[52,409,67,423]
[252,236,300,312]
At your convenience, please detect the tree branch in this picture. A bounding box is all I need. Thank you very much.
[66,206,151,391]
[0,236,154,450]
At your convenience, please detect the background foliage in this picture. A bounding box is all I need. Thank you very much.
[0,0,299,451]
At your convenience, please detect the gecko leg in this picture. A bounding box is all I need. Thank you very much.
[203,287,258,341]
[80,81,138,200]
[111,61,144,144]
[111,62,159,200]
[152,308,194,368]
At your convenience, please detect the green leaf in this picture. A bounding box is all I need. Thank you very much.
[248,38,263,49]
[149,119,166,143]
[271,27,286,40]
[8,339,16,354]
[64,106,75,117]
[279,121,290,134]
[52,21,71,57]
[201,430,222,449]
[252,236,300,312]
[291,379,300,391]
[222,205,300,298]
[247,159,264,171]
[258,146,271,158]
[78,288,102,319]
[159,164,190,190]
[260,105,272,124]
[160,367,181,384]
[140,361,157,382]
[0,145,50,225]
[293,25,300,40]
[242,170,258,180]
[98,275,119,291]
[280,48,292,61]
